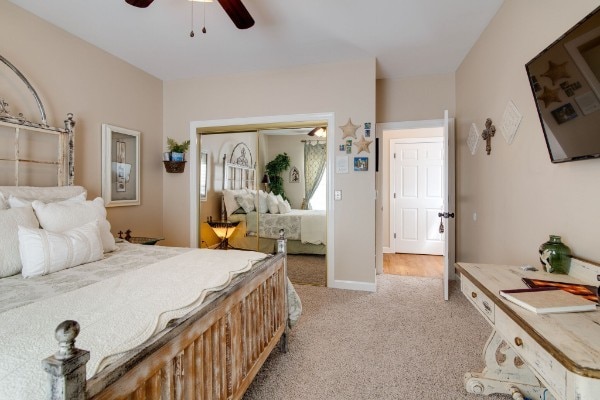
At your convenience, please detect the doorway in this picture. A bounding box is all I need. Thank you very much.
[376,116,455,299]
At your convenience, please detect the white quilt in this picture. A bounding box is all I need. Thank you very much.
[299,210,326,245]
[0,249,268,400]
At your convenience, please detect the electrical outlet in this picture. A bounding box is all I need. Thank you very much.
[334,190,342,200]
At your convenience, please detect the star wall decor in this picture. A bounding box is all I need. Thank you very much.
[353,135,373,154]
[541,61,570,85]
[340,118,360,139]
[536,85,562,108]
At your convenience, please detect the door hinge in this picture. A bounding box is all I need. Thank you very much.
[393,233,396,239]
[394,153,396,159]
[393,193,396,199]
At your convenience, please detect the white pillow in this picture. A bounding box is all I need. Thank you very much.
[0,206,39,278]
[255,190,269,213]
[267,192,279,214]
[278,198,292,214]
[8,192,86,208]
[0,193,7,210]
[223,189,246,216]
[32,197,117,252]
[19,220,104,278]
[235,192,255,213]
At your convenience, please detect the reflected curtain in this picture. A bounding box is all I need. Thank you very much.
[301,142,326,209]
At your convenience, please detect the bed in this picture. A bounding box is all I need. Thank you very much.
[0,55,300,400]
[221,157,327,255]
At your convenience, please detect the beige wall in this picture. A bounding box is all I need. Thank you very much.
[456,0,600,265]
[164,59,376,285]
[0,2,164,239]
[376,74,456,122]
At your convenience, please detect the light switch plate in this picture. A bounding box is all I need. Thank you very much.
[334,190,342,200]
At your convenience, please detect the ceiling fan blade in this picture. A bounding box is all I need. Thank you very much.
[217,0,255,29]
[125,0,154,8]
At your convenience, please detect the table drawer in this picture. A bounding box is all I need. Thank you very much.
[495,310,567,399]
[461,276,495,323]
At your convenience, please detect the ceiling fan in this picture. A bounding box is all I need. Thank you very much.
[125,0,255,30]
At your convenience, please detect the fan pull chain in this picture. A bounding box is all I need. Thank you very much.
[202,0,207,34]
[190,0,195,37]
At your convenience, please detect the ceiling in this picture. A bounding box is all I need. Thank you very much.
[9,0,504,81]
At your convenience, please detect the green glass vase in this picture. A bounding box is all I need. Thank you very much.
[538,235,571,274]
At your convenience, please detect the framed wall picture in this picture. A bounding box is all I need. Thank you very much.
[101,124,140,207]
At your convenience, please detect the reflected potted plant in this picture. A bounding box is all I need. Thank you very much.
[164,137,190,173]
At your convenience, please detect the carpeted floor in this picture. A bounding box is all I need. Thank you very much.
[243,274,511,400]
[286,254,327,287]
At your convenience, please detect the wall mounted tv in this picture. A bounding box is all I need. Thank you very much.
[526,6,600,163]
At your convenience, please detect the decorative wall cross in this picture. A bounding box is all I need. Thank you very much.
[481,118,496,155]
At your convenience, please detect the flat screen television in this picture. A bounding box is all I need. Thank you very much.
[525,6,600,163]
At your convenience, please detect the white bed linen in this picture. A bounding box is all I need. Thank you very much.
[0,246,269,400]
[242,209,326,244]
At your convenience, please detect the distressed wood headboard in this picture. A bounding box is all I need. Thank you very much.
[0,54,75,186]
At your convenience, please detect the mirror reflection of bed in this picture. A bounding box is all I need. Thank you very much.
[198,125,327,286]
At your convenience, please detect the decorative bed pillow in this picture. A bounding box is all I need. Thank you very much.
[32,197,117,252]
[19,220,104,278]
[255,190,269,213]
[223,189,246,216]
[267,192,279,214]
[8,192,86,208]
[0,185,86,203]
[0,206,39,278]
[235,192,255,213]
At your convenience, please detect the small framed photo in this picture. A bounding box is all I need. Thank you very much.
[354,157,368,171]
[551,103,578,124]
[346,139,352,154]
[289,166,300,183]
[102,124,141,207]
[339,144,345,151]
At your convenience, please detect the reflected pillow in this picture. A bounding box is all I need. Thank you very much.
[278,198,292,214]
[0,206,39,277]
[267,192,279,214]
[32,197,117,252]
[223,189,246,217]
[19,220,103,278]
[255,190,269,213]
[235,193,255,213]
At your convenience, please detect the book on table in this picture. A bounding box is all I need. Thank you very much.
[499,287,598,314]
[522,277,599,303]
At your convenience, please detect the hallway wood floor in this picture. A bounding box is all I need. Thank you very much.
[383,253,443,278]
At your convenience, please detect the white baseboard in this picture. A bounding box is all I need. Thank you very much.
[383,247,394,254]
[329,279,376,292]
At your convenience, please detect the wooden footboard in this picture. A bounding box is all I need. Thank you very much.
[43,234,289,400]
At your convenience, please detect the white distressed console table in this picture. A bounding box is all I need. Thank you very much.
[456,259,600,400]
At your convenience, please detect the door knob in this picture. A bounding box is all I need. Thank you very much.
[438,212,455,218]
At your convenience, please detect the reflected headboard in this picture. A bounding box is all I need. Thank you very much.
[0,54,75,186]
[222,142,256,191]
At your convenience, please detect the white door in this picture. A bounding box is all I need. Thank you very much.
[442,110,455,301]
[393,138,444,255]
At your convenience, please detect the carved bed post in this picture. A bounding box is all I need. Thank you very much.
[42,320,90,400]
[277,229,289,353]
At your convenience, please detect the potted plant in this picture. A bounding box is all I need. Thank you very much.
[164,137,191,173]
[265,153,291,198]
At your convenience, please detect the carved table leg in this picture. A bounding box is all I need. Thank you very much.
[464,330,556,400]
